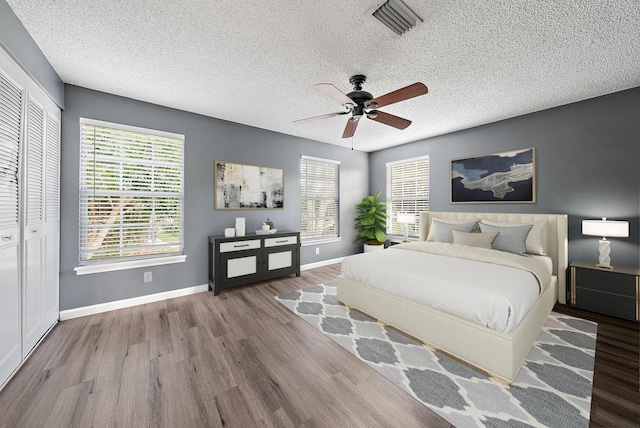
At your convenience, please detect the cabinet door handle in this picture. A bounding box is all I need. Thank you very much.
[275,240,288,243]
[32,229,39,235]
[234,243,250,248]
[1,234,14,241]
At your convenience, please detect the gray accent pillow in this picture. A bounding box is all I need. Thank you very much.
[452,230,498,249]
[479,223,533,255]
[433,220,477,243]
[480,219,547,255]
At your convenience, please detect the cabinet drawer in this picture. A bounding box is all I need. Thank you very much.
[575,287,636,320]
[220,239,261,253]
[574,268,635,297]
[264,236,297,247]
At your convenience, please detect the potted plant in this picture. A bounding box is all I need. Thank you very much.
[354,190,389,252]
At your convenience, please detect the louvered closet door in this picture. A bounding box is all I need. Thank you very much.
[43,110,60,327]
[22,87,46,354]
[0,50,24,386]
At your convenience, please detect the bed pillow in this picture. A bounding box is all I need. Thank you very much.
[426,218,477,242]
[478,223,533,255]
[431,220,477,243]
[452,230,498,249]
[480,219,547,255]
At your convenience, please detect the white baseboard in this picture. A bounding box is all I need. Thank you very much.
[60,259,344,321]
[59,284,209,320]
[301,257,344,271]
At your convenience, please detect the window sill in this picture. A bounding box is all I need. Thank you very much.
[301,237,342,246]
[74,255,187,275]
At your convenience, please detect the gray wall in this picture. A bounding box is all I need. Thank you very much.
[0,0,64,107]
[370,87,640,269]
[60,85,368,310]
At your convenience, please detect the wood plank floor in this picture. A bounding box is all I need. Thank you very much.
[0,264,638,427]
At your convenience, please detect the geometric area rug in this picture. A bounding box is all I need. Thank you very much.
[275,281,597,428]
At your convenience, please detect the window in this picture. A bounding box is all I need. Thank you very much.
[300,155,340,243]
[386,156,429,237]
[79,118,184,265]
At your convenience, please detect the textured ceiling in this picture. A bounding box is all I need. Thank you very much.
[7,0,640,152]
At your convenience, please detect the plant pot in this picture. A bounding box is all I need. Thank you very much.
[364,243,384,253]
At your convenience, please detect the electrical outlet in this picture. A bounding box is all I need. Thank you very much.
[144,271,152,283]
[315,247,320,255]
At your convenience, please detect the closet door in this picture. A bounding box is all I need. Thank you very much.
[22,79,60,355]
[22,87,46,354]
[0,51,24,386]
[43,110,60,327]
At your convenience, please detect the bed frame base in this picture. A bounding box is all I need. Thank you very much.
[337,275,557,384]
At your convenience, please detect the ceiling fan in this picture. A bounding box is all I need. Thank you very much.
[294,75,428,138]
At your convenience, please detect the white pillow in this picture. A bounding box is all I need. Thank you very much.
[426,218,478,242]
[452,230,498,249]
[480,219,547,255]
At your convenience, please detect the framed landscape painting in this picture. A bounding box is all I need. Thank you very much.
[215,161,284,209]
[451,147,536,203]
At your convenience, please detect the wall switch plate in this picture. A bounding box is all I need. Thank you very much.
[144,271,152,282]
[315,247,320,255]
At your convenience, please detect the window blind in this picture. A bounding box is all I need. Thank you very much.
[79,119,184,264]
[0,70,22,229]
[300,156,340,242]
[386,156,429,236]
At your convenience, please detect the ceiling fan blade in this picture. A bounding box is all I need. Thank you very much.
[368,110,412,130]
[293,111,347,124]
[366,82,428,109]
[342,118,360,138]
[315,83,356,106]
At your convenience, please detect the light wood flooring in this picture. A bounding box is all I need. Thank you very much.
[0,264,637,427]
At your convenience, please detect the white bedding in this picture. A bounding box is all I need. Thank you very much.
[340,242,553,333]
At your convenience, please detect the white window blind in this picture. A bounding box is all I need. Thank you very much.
[301,156,340,242]
[386,156,429,237]
[0,70,22,229]
[79,119,184,264]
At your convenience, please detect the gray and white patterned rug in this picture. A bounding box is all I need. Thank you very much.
[275,281,597,428]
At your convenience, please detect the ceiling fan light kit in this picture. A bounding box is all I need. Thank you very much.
[294,74,428,139]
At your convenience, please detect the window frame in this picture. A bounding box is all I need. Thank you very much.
[300,155,340,245]
[75,118,186,274]
[386,155,429,239]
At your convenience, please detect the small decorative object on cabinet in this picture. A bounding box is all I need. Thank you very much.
[209,231,300,295]
[570,261,639,321]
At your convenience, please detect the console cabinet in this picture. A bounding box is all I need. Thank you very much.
[209,231,300,295]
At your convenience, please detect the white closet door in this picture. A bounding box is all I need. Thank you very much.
[43,110,60,327]
[0,50,24,386]
[22,87,46,354]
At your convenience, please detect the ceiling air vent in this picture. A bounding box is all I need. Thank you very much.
[372,0,422,35]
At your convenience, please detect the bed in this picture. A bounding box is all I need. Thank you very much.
[337,212,568,384]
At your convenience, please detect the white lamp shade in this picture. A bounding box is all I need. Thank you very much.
[396,213,415,224]
[582,218,629,238]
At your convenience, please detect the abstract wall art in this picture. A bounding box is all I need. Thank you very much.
[451,147,536,203]
[215,161,284,209]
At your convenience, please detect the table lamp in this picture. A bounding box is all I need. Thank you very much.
[582,217,629,268]
[396,213,415,242]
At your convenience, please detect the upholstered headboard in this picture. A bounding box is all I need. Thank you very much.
[419,212,569,304]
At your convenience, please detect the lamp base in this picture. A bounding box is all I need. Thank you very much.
[597,239,611,268]
[596,263,613,269]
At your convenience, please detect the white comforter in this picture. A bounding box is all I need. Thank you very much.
[340,242,553,332]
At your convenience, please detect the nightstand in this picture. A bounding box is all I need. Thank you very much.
[570,262,639,321]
